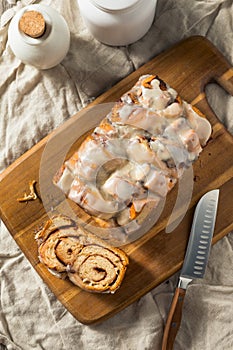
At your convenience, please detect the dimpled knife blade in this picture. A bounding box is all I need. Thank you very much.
[179,189,219,289]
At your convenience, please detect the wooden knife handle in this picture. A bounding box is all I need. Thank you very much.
[162,287,186,350]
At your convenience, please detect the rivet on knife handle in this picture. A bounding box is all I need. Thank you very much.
[162,287,186,350]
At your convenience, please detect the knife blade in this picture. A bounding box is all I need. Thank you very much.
[162,189,219,350]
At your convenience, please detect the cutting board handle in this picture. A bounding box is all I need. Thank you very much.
[190,38,233,130]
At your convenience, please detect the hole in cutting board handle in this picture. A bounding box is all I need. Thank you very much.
[190,73,233,137]
[205,82,233,135]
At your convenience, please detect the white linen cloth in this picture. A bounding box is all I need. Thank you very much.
[0,0,233,349]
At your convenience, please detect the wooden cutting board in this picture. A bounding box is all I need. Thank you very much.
[1,36,233,324]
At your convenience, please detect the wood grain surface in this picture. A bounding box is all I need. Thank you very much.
[0,36,233,324]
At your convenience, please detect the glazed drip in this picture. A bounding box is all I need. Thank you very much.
[54,75,212,226]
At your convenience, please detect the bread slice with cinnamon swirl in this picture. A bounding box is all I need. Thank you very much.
[35,215,129,293]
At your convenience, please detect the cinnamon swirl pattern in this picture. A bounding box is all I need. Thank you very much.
[54,75,212,227]
[35,215,129,293]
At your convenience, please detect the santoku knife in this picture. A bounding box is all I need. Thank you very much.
[162,189,219,350]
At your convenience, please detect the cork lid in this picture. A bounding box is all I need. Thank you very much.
[19,10,46,38]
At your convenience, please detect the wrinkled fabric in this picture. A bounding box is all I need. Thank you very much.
[0,0,233,349]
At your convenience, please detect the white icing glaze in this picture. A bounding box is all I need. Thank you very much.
[161,102,183,119]
[68,178,120,218]
[102,176,137,201]
[183,102,212,145]
[121,107,168,135]
[55,74,212,225]
[56,166,74,195]
[144,169,170,197]
[127,137,155,164]
[140,81,169,109]
[129,162,150,181]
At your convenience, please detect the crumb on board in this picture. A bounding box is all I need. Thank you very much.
[17,180,38,203]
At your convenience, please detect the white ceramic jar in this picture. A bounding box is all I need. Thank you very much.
[78,0,157,46]
[8,4,70,70]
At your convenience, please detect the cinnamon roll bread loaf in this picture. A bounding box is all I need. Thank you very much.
[54,75,212,227]
[35,215,129,293]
